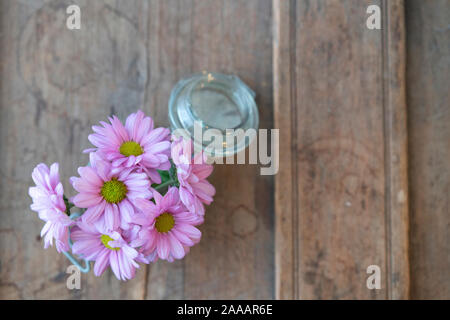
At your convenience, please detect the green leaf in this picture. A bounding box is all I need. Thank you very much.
[168,161,179,187]
[63,195,73,216]
[151,170,171,189]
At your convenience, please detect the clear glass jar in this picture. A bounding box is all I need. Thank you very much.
[168,72,259,157]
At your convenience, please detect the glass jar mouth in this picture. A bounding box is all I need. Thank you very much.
[168,72,259,157]
[185,74,250,131]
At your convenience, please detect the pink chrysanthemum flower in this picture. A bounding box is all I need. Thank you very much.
[71,221,146,281]
[171,136,215,217]
[28,163,73,253]
[85,110,171,183]
[71,153,152,231]
[133,188,202,261]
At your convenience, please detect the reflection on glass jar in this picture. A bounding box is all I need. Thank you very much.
[169,72,259,157]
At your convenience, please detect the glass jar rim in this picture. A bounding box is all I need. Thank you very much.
[168,72,259,157]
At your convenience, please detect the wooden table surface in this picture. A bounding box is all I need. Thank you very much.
[0,0,448,299]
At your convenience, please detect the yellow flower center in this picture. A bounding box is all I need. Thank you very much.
[100,234,120,251]
[155,213,175,233]
[100,178,127,204]
[119,141,144,157]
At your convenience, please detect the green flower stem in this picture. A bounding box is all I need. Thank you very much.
[153,179,177,191]
[63,212,91,273]
[63,194,74,216]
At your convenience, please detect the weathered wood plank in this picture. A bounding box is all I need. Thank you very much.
[406,0,450,299]
[0,0,274,299]
[274,0,409,299]
[0,0,149,299]
[144,0,274,299]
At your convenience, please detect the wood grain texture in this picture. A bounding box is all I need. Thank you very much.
[143,0,274,299]
[0,0,273,299]
[274,0,409,299]
[1,0,448,301]
[0,0,149,299]
[406,0,450,300]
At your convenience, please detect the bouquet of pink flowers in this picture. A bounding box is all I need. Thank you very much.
[28,110,215,281]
